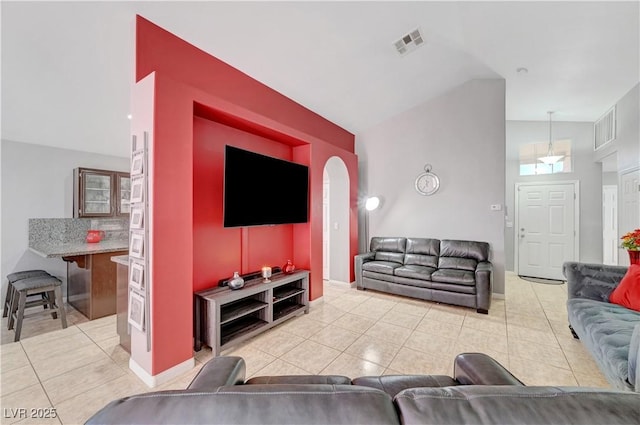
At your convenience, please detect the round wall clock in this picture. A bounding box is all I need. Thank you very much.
[414,164,440,196]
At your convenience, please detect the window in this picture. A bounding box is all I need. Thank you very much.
[519,140,572,176]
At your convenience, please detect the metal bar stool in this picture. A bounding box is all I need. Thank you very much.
[3,270,52,320]
[8,275,67,342]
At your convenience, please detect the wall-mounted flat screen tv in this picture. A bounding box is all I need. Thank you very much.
[223,145,309,227]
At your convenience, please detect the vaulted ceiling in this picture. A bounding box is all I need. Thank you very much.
[2,1,638,158]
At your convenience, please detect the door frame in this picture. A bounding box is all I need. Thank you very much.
[514,180,580,277]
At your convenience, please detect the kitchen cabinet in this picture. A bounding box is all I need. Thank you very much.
[74,168,130,217]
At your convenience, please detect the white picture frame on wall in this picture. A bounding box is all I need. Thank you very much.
[130,205,144,229]
[130,231,144,259]
[129,260,145,291]
[130,176,144,204]
[131,151,144,175]
[128,291,145,331]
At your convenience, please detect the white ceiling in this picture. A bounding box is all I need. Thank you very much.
[2,1,638,158]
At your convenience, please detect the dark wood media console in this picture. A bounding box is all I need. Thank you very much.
[194,270,309,354]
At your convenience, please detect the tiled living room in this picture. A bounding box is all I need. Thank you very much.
[1,274,610,424]
[2,2,639,424]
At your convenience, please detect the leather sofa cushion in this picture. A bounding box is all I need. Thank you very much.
[441,240,490,262]
[395,265,436,280]
[246,375,352,385]
[394,386,640,425]
[567,298,640,387]
[87,385,400,425]
[352,375,457,398]
[439,257,478,272]
[374,251,405,264]
[404,238,439,268]
[370,237,406,253]
[363,261,402,275]
[431,269,476,286]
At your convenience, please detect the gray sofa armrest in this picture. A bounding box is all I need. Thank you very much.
[187,356,246,390]
[354,252,375,288]
[630,323,640,391]
[453,353,524,386]
[562,262,628,302]
[475,261,493,313]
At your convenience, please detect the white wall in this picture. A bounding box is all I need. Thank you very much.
[505,121,602,271]
[1,140,129,297]
[325,157,350,283]
[356,79,506,294]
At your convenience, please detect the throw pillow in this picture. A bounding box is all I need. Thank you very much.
[609,264,640,312]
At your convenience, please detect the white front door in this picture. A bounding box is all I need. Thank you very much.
[517,182,577,280]
[602,185,618,265]
[620,169,640,265]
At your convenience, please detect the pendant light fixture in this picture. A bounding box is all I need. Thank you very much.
[538,111,564,165]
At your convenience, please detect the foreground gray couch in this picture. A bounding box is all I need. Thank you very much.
[355,237,492,313]
[87,353,640,424]
[564,261,640,392]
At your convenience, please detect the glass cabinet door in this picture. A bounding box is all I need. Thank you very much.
[80,170,113,216]
[117,173,131,216]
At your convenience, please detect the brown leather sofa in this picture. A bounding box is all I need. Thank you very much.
[355,237,492,313]
[86,353,640,424]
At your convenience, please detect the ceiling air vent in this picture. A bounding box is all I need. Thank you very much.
[394,28,424,56]
[594,106,616,151]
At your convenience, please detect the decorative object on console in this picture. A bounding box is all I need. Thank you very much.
[621,229,640,265]
[283,260,296,274]
[228,272,245,290]
[86,229,105,243]
[414,164,440,196]
[261,267,272,283]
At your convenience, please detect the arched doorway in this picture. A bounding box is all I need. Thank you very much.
[323,157,350,283]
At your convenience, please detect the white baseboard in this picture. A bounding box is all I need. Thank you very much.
[129,356,195,388]
[492,293,505,300]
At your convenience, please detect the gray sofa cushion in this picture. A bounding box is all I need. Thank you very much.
[371,237,406,253]
[567,298,640,387]
[395,265,437,280]
[404,238,439,269]
[431,269,476,286]
[363,261,402,275]
[440,240,490,262]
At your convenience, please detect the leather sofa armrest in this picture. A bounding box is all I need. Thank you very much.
[187,356,246,390]
[355,252,375,288]
[562,262,628,302]
[474,261,492,313]
[453,353,524,386]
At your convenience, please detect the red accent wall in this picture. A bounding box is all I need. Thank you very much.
[134,15,358,376]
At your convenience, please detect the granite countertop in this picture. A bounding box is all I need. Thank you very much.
[29,239,129,258]
[111,254,129,266]
[28,217,129,258]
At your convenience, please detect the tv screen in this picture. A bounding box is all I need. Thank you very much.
[223,145,309,227]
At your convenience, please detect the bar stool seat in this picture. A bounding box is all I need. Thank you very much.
[3,270,52,319]
[8,275,67,342]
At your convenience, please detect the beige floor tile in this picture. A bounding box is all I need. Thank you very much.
[309,325,360,351]
[18,326,82,353]
[364,321,412,345]
[247,328,305,357]
[22,332,94,364]
[508,338,570,370]
[42,358,125,405]
[388,347,449,375]
[54,373,147,425]
[462,315,507,336]
[350,302,391,320]
[404,329,456,357]
[508,356,578,386]
[280,340,340,374]
[81,322,118,343]
[1,364,40,396]
[0,384,53,425]
[415,317,463,339]
[221,345,277,378]
[321,352,386,377]
[331,312,375,334]
[507,311,552,332]
[251,358,311,377]
[306,303,347,325]
[30,343,111,382]
[277,315,326,338]
[379,309,423,330]
[76,315,116,331]
[1,343,30,372]
[424,308,465,327]
[390,300,430,317]
[573,371,612,389]
[344,334,401,367]
[507,324,559,347]
[457,327,509,354]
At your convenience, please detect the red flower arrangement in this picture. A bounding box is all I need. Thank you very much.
[621,229,640,251]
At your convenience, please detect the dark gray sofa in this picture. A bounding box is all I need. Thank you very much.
[355,237,492,313]
[86,353,640,424]
[564,261,640,392]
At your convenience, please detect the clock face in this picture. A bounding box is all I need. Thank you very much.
[415,172,440,195]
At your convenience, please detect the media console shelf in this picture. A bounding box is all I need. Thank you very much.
[194,270,309,355]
